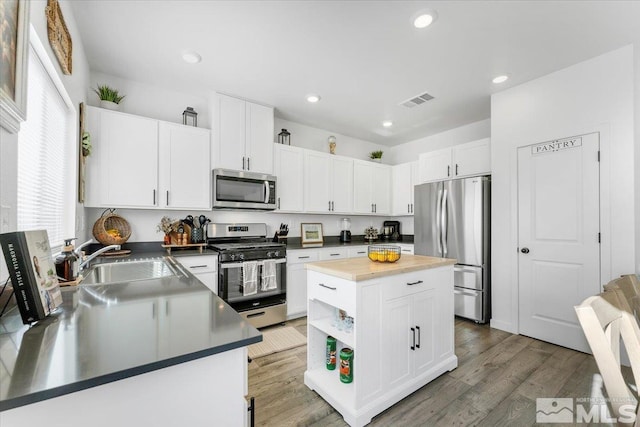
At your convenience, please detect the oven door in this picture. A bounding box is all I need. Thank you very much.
[219,258,286,311]
[212,169,277,210]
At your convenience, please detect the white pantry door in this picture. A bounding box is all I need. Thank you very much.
[518,132,600,353]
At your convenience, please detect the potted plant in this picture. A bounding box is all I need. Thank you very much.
[93,84,126,110]
[369,150,383,163]
[157,216,176,245]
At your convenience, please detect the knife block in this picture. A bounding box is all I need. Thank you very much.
[273,232,288,243]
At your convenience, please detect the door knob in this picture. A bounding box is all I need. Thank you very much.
[521,247,530,254]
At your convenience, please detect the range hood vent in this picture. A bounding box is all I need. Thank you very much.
[400,92,434,108]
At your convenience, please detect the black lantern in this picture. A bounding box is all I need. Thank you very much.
[278,128,291,145]
[182,107,198,127]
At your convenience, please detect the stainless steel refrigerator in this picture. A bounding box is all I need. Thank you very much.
[414,176,490,323]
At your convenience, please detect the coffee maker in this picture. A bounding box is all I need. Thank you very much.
[340,218,352,243]
[382,220,401,241]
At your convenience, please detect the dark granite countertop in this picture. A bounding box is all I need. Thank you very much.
[285,235,414,250]
[0,256,261,411]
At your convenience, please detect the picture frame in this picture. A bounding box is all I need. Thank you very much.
[45,0,72,75]
[301,223,324,247]
[0,0,30,133]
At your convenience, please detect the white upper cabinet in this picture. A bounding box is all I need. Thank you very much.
[85,107,159,208]
[214,93,274,174]
[85,106,211,210]
[158,123,211,210]
[418,138,491,183]
[304,151,353,214]
[392,161,419,215]
[353,160,391,214]
[273,144,304,212]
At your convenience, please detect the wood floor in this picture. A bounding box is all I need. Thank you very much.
[248,317,635,426]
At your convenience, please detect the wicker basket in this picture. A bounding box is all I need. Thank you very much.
[92,210,131,246]
[367,245,401,263]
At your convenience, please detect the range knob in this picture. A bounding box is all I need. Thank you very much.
[239,253,245,261]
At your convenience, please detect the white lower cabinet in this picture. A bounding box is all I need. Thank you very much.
[304,265,456,427]
[347,246,368,258]
[176,255,218,294]
[318,247,349,260]
[397,243,414,255]
[286,250,319,319]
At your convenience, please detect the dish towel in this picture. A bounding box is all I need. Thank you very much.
[261,260,278,291]
[242,261,258,296]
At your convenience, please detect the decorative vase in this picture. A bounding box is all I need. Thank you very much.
[100,100,119,111]
[371,158,382,163]
[163,234,171,245]
[328,136,336,154]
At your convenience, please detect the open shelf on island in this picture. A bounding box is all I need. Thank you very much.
[305,367,355,407]
[308,316,355,349]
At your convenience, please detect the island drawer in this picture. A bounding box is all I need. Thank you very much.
[382,271,435,300]
[287,250,319,264]
[307,271,356,314]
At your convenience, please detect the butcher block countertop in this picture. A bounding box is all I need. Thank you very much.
[304,254,456,282]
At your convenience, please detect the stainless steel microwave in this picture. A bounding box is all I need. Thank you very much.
[212,169,277,210]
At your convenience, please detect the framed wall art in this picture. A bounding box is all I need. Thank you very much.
[45,0,72,75]
[0,0,30,133]
[301,223,324,247]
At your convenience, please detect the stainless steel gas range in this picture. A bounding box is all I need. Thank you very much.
[206,223,286,328]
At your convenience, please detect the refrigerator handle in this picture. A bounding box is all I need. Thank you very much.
[441,188,448,257]
[436,188,443,255]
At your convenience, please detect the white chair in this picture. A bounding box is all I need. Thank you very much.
[604,275,640,322]
[575,292,640,426]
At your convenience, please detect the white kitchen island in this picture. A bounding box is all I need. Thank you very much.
[304,254,457,427]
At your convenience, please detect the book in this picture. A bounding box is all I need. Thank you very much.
[0,230,63,324]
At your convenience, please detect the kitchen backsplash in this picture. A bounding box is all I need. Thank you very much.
[85,208,414,243]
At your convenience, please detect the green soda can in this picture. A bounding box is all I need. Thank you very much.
[339,348,354,383]
[326,336,337,370]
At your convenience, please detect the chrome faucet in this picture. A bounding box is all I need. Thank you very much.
[74,239,94,258]
[78,245,121,271]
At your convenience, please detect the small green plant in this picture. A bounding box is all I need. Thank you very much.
[93,84,126,104]
[369,150,384,159]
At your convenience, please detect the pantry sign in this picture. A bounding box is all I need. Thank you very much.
[531,137,582,155]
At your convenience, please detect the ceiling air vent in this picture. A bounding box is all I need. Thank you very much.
[400,92,434,108]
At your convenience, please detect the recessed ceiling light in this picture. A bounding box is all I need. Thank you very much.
[492,75,509,84]
[413,9,438,29]
[382,120,393,128]
[306,94,321,103]
[182,51,202,64]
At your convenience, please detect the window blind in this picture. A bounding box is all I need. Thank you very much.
[17,46,73,247]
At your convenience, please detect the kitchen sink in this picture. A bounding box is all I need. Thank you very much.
[80,259,177,286]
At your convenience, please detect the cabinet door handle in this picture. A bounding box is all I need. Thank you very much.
[247,157,250,170]
[357,251,366,254]
[408,204,410,213]
[277,197,280,209]
[411,203,414,213]
[166,190,169,206]
[248,396,255,427]
[410,327,415,351]
[330,253,340,256]
[318,283,337,290]
[416,325,421,349]
[298,256,310,259]
[329,201,331,211]
[455,163,459,176]
[153,189,156,205]
[189,265,208,269]
[243,156,246,170]
[331,201,334,211]
[152,302,156,319]
[371,203,374,213]
[407,280,423,286]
